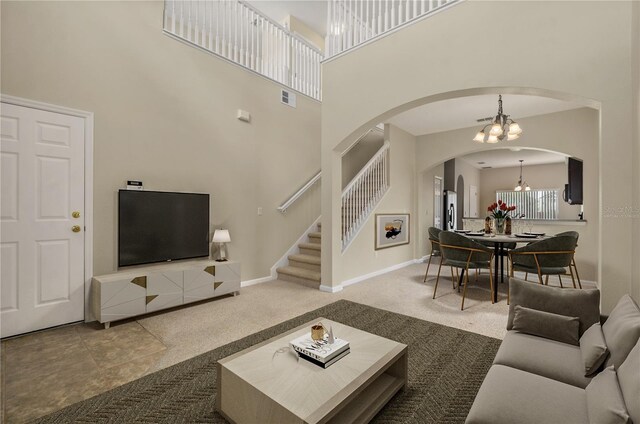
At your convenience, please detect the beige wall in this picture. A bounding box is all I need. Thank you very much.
[479,163,582,221]
[321,1,636,312]
[341,129,384,188]
[340,124,416,282]
[633,0,640,302]
[1,1,321,282]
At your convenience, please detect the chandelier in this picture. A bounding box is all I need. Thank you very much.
[514,160,530,192]
[473,95,522,143]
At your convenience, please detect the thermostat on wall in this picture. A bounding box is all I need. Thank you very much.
[126,180,143,190]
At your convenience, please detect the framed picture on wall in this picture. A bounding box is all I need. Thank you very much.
[375,213,410,250]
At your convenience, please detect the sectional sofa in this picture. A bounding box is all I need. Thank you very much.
[466,278,640,424]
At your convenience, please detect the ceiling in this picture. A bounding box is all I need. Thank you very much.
[386,94,584,136]
[246,0,328,37]
[459,149,567,170]
[244,5,584,171]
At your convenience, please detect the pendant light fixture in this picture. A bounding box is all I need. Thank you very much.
[514,160,531,192]
[474,95,523,143]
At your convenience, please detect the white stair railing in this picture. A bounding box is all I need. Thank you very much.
[326,0,458,58]
[342,141,390,250]
[164,0,323,100]
[277,170,321,213]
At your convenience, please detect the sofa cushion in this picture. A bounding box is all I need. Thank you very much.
[580,323,610,377]
[617,340,640,423]
[602,294,640,369]
[585,366,631,424]
[465,365,588,424]
[512,305,580,345]
[494,331,592,388]
[508,278,600,336]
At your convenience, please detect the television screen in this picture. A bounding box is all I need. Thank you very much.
[118,190,210,267]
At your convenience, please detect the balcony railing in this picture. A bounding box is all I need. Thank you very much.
[164,1,459,100]
[164,0,323,100]
[325,0,457,58]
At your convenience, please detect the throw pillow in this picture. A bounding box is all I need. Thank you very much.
[507,278,600,336]
[512,305,580,345]
[601,294,640,369]
[585,366,631,424]
[580,323,610,377]
[616,340,640,424]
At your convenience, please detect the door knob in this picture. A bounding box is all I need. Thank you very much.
[72,225,81,233]
[72,211,81,218]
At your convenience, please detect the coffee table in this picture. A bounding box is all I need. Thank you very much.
[216,318,408,424]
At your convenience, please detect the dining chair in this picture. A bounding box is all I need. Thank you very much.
[423,227,458,286]
[508,235,579,301]
[555,230,582,289]
[436,231,495,310]
[478,239,516,283]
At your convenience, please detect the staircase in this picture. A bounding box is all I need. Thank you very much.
[342,141,390,250]
[277,222,322,288]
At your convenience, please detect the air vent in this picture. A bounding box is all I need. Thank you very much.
[477,161,486,165]
[281,89,296,108]
[476,117,493,123]
[482,166,492,169]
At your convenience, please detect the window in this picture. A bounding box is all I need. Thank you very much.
[496,189,559,220]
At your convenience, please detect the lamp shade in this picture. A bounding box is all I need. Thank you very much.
[489,123,503,137]
[212,229,231,243]
[473,131,485,142]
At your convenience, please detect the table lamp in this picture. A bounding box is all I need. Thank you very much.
[212,229,231,262]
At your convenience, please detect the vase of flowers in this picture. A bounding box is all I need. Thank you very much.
[487,200,516,235]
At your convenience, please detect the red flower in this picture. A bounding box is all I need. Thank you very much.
[498,199,503,205]
[500,203,507,211]
[487,206,492,212]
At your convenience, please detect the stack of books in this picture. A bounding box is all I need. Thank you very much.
[289,334,350,368]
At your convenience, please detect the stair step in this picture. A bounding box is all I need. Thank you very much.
[299,242,321,257]
[288,254,321,271]
[308,232,321,243]
[277,266,321,288]
[288,254,321,265]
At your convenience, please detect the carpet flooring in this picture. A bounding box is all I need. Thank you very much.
[37,300,501,423]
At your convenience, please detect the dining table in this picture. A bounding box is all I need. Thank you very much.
[463,232,548,302]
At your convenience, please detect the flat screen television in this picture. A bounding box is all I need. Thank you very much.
[118,190,210,267]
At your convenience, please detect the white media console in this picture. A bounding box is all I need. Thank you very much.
[92,259,241,329]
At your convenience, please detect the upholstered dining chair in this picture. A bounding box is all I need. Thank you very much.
[555,230,582,289]
[509,235,579,300]
[423,227,442,282]
[436,231,495,310]
[423,227,458,282]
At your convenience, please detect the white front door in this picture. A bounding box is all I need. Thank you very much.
[1,102,85,338]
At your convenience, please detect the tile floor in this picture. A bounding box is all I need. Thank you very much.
[0,261,593,422]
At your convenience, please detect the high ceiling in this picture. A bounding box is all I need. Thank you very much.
[386,94,585,136]
[246,3,585,171]
[459,148,567,170]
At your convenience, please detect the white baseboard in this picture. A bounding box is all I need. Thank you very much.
[241,276,274,287]
[270,215,321,279]
[342,258,424,287]
[319,284,343,293]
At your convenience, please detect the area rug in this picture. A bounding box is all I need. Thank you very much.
[38,300,500,423]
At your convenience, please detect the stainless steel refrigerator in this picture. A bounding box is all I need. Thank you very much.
[443,190,457,231]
